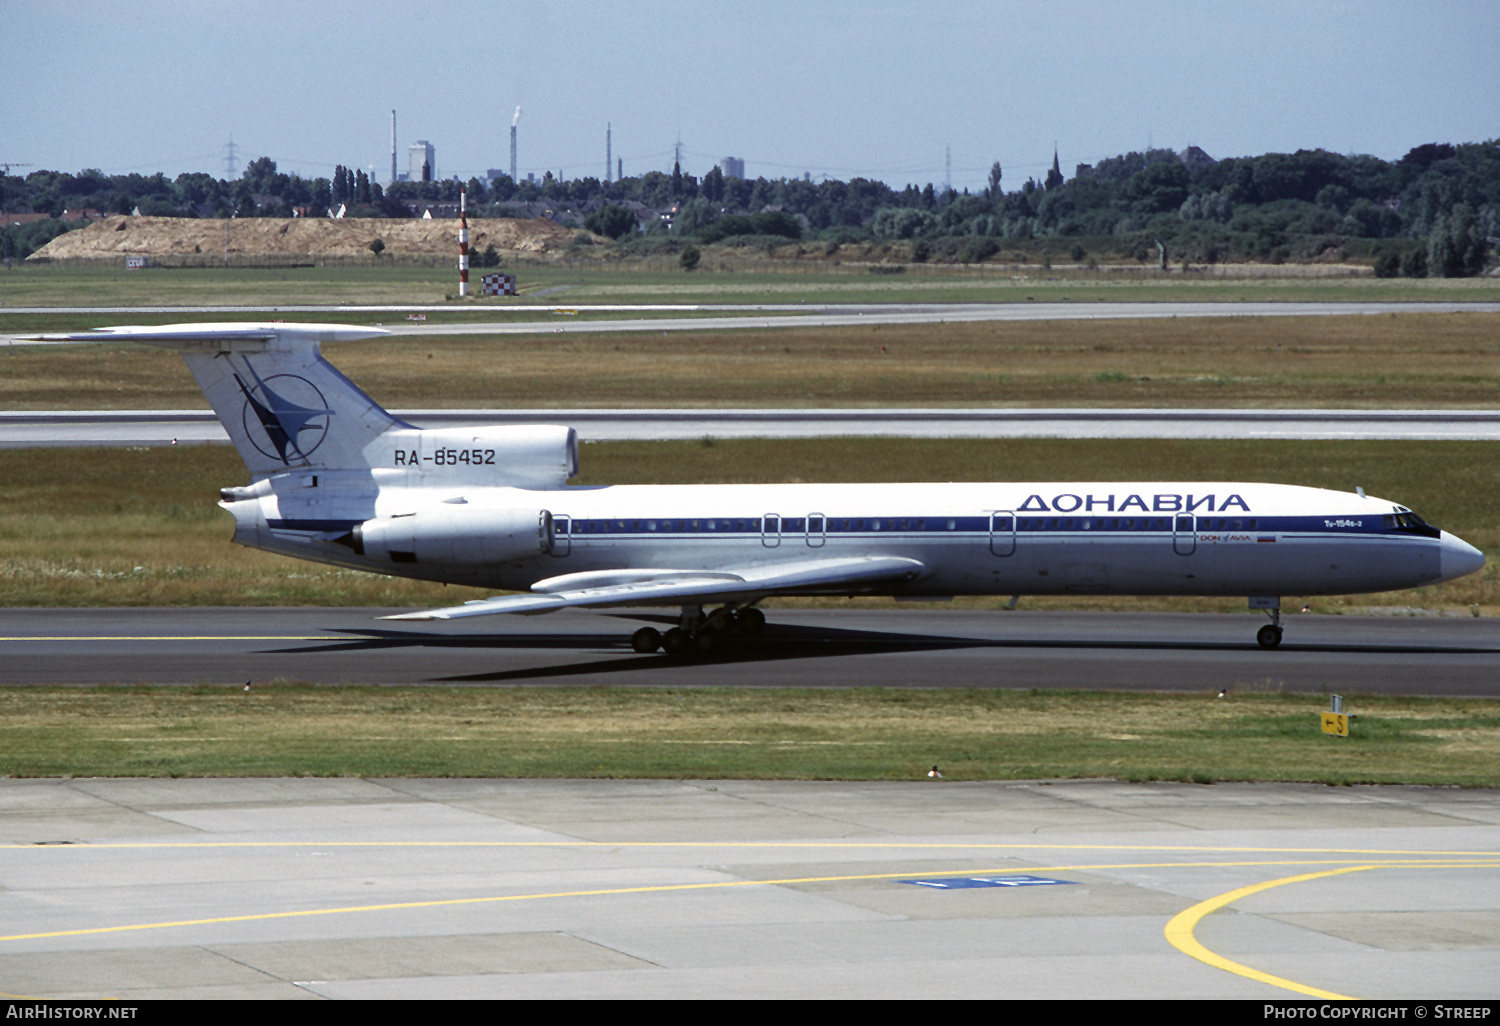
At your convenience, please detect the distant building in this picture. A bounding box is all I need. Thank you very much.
[408,199,461,219]
[409,141,436,182]
[1178,145,1217,170]
[1074,163,1094,178]
[719,156,745,179]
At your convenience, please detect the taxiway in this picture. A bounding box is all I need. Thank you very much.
[0,777,1496,999]
[3,607,1497,695]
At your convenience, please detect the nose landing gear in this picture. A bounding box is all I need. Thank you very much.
[1252,597,1283,648]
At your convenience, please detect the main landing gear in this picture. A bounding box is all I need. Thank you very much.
[630,604,767,657]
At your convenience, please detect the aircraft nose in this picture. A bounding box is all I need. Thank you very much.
[1439,532,1486,582]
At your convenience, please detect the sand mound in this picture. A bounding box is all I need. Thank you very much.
[29,215,589,265]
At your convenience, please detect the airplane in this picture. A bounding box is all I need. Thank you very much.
[40,321,1486,653]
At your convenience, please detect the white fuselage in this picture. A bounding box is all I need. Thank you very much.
[228,479,1477,601]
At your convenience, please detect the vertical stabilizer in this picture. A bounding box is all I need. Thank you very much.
[53,323,404,477]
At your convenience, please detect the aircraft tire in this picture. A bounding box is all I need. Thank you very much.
[739,608,767,635]
[631,627,662,653]
[661,628,687,656]
[1256,624,1283,649]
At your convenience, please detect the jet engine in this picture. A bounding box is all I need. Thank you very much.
[349,507,553,568]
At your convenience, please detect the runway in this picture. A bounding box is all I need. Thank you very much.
[9,407,1500,447]
[3,607,1498,694]
[0,777,1496,999]
[374,300,1500,337]
[6,299,1500,329]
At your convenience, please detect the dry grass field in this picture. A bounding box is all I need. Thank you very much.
[3,311,1498,410]
[2,685,1498,784]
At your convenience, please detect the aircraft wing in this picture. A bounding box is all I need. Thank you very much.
[383,555,926,621]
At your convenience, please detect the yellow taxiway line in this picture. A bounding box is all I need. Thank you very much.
[3,840,1496,999]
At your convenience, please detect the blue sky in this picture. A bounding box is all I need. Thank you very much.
[5,1,1497,191]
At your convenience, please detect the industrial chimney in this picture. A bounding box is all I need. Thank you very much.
[390,110,397,185]
[510,106,521,182]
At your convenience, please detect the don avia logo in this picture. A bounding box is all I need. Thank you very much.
[232,358,334,464]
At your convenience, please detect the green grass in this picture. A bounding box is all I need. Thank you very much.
[5,261,1500,310]
[0,438,1496,611]
[2,686,1497,784]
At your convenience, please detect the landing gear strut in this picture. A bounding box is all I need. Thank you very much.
[1252,597,1283,649]
[630,603,765,656]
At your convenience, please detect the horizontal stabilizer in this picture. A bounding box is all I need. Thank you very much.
[29,323,388,350]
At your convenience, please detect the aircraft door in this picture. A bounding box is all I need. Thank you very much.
[989,511,1016,556]
[550,514,572,556]
[806,513,826,548]
[762,514,781,548]
[1173,514,1196,555]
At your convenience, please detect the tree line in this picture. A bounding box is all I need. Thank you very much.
[4,142,1497,275]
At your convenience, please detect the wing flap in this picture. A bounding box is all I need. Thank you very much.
[383,555,925,621]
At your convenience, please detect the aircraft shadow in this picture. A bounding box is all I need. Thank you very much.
[265,618,1499,684]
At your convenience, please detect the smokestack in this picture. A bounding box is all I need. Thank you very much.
[510,106,521,182]
[606,123,612,183]
[458,186,468,297]
[390,110,397,185]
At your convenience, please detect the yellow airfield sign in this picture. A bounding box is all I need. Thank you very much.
[1321,712,1350,738]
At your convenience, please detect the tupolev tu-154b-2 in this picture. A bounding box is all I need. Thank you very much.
[44,322,1486,654]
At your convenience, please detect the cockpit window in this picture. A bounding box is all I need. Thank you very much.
[1385,511,1440,536]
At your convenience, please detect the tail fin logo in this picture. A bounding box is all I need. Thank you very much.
[231,356,334,464]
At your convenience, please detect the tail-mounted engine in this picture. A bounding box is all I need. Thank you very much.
[346,507,553,568]
[379,425,578,489]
